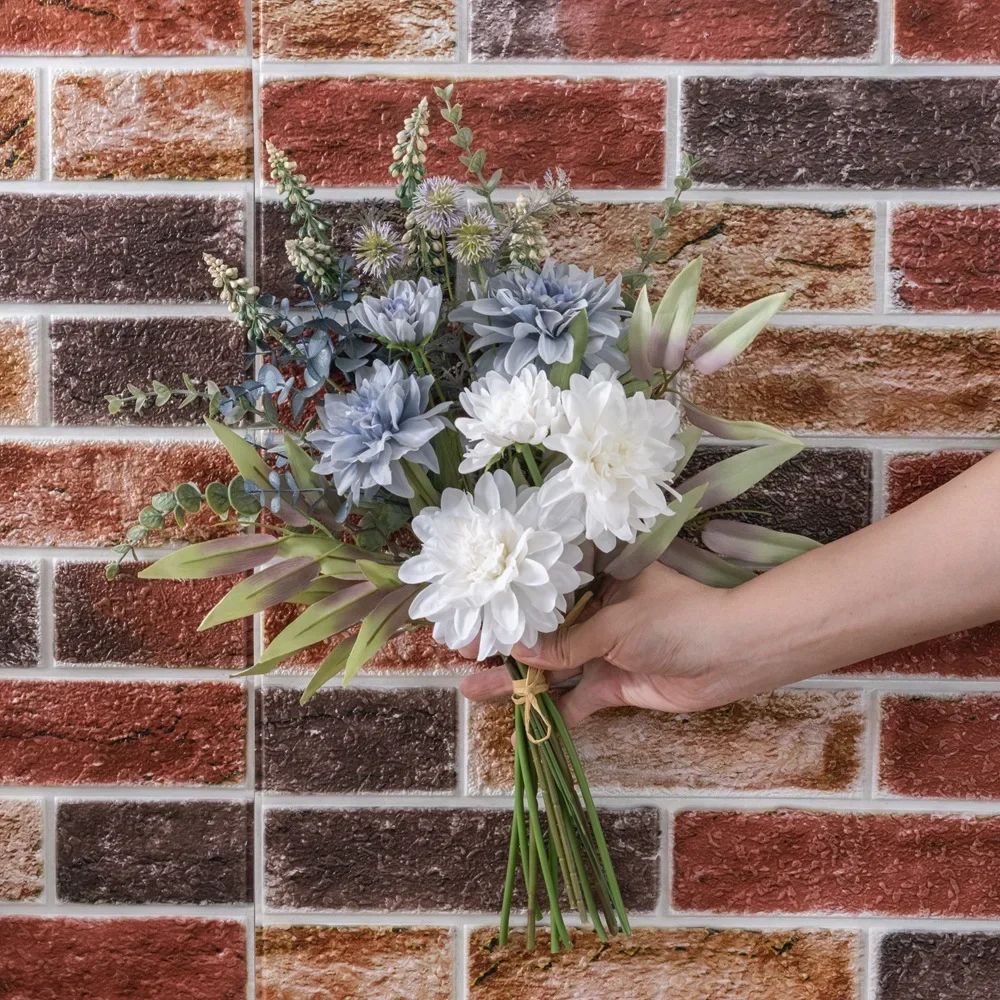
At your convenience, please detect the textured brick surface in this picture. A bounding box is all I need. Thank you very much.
[471,0,876,61]
[0,72,34,179]
[548,203,875,311]
[0,194,244,303]
[54,561,252,669]
[58,800,252,904]
[0,319,37,424]
[0,679,247,786]
[891,206,1000,312]
[0,917,247,999]
[262,76,666,187]
[0,799,42,901]
[257,926,453,1000]
[688,326,1000,436]
[258,0,455,59]
[674,810,1000,916]
[850,624,1000,678]
[50,316,244,425]
[469,691,864,795]
[0,0,245,54]
[880,695,1000,800]
[879,932,1000,1000]
[0,441,236,546]
[260,686,456,793]
[685,77,1000,188]
[681,447,872,543]
[0,562,39,667]
[52,70,253,180]
[265,806,659,911]
[896,0,1000,62]
[467,927,858,999]
[886,450,988,513]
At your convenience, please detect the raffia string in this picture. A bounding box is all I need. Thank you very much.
[511,667,552,744]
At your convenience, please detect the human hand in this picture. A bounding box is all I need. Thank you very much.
[460,561,758,727]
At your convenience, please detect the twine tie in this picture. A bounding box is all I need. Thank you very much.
[510,666,551,744]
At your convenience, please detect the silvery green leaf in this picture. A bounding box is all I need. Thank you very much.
[702,520,822,568]
[300,637,357,703]
[679,441,803,510]
[652,256,702,371]
[686,291,788,374]
[673,424,703,477]
[138,534,279,580]
[342,585,420,685]
[660,537,756,587]
[683,401,800,445]
[204,482,231,519]
[626,285,654,381]
[151,491,177,514]
[138,506,164,530]
[357,560,402,591]
[174,482,203,514]
[549,309,589,390]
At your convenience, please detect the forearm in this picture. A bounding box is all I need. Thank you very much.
[719,450,1000,694]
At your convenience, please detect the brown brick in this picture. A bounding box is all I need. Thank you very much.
[469,690,863,795]
[52,70,252,181]
[0,917,246,998]
[0,0,245,54]
[265,806,659,911]
[848,625,1000,679]
[0,441,237,546]
[547,203,875,311]
[0,799,42,901]
[896,0,1000,62]
[258,926,452,1000]
[467,927,858,999]
[880,932,1000,1000]
[473,0,875,60]
[0,194,244,303]
[50,317,243,426]
[892,206,1000,312]
[262,76,666,188]
[54,561,252,669]
[886,450,989,513]
[687,326,1000,436]
[58,800,252,904]
[674,810,1000,916]
[0,72,34,179]
[260,686,456,793]
[258,0,454,59]
[0,679,246,786]
[685,77,1000,188]
[0,319,36,424]
[0,562,39,667]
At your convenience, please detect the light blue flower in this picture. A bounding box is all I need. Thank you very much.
[411,176,465,235]
[449,262,629,376]
[355,277,443,346]
[307,360,448,502]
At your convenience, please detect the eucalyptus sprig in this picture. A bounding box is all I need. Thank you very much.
[105,374,216,417]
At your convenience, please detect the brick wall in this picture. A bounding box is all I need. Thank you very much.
[0,2,998,997]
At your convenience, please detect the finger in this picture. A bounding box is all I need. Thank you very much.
[554,662,624,729]
[460,665,579,702]
[459,641,479,660]
[512,609,619,672]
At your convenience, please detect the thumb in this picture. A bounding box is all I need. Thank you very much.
[513,608,618,672]
[554,662,623,728]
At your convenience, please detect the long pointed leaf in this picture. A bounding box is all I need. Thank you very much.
[686,291,788,374]
[300,638,357,703]
[660,537,756,588]
[198,556,321,630]
[653,257,702,371]
[549,310,589,390]
[342,585,420,685]
[702,520,821,568]
[357,560,402,590]
[137,534,279,580]
[626,285,654,381]
[683,401,800,445]
[679,442,803,510]
[673,424,703,477]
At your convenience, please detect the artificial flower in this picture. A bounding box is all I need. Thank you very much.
[411,176,466,234]
[355,277,443,346]
[352,220,407,280]
[447,208,500,266]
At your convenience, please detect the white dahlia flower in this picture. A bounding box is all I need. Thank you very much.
[541,365,684,552]
[399,471,588,660]
[455,365,564,474]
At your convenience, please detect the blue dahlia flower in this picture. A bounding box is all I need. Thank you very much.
[354,277,443,346]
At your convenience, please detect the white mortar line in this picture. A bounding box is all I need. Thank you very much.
[453,924,467,1000]
[42,795,55,905]
[35,66,50,181]
[0,901,253,917]
[665,75,680,182]
[873,200,890,314]
[870,444,888,522]
[862,690,879,800]
[859,927,873,1000]
[3,786,256,799]
[877,0,895,66]
[0,304,234,319]
[454,0,469,65]
[32,315,50,427]
[661,807,673,916]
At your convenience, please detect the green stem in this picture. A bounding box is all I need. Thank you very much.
[440,240,454,302]
[518,445,544,488]
[530,738,581,916]
[499,751,522,945]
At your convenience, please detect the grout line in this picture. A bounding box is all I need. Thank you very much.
[867,928,881,999]
[32,315,51,427]
[862,690,879,800]
[873,201,890,314]
[42,795,56,904]
[858,924,873,1000]
[877,0,895,65]
[37,557,54,671]
[36,66,51,181]
[454,923,467,1000]
[665,75,680,182]
[871,443,888,522]
[455,679,469,797]
[661,807,673,916]
[454,0,469,65]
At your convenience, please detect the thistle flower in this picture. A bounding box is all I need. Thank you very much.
[265,141,330,243]
[399,470,588,659]
[450,262,629,376]
[411,176,465,235]
[389,97,430,209]
[355,277,443,346]
[307,359,448,502]
[352,220,407,280]
[285,237,333,287]
[447,209,500,266]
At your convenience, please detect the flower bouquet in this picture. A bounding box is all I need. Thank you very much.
[106,84,817,951]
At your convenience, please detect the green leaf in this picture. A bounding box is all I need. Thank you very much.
[679,442,803,511]
[283,435,324,494]
[229,475,262,516]
[138,506,164,530]
[300,638,357,703]
[702,520,822,568]
[138,534,280,580]
[661,537,756,588]
[357,560,401,590]
[486,168,503,191]
[687,291,788,374]
[277,535,342,560]
[651,256,702,371]
[105,562,119,581]
[468,148,487,174]
[672,425,703,477]
[205,482,231,519]
[151,491,177,514]
[683,401,800,445]
[106,395,123,415]
[549,310,589,390]
[126,526,147,544]
[626,285,654,381]
[403,460,441,511]
[342,585,419,685]
[174,482,203,514]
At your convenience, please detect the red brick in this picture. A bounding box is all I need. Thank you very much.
[0,441,236,546]
[472,0,876,61]
[0,917,246,998]
[54,561,252,669]
[0,799,42,901]
[53,70,253,181]
[880,695,1000,800]
[892,206,1000,312]
[896,0,1000,62]
[258,926,452,1000]
[674,809,1000,917]
[847,625,1000,679]
[262,76,665,188]
[0,679,246,786]
[467,927,858,1000]
[886,450,989,513]
[0,72,34,179]
[0,0,244,54]
[0,319,36,424]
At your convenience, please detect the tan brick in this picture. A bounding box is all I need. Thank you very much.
[0,72,34,179]
[0,799,42,901]
[0,320,36,424]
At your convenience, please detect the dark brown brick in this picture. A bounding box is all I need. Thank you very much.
[0,562,38,667]
[0,195,244,303]
[260,686,456,794]
[265,806,659,912]
[50,317,244,425]
[57,800,252,904]
[681,447,872,543]
[879,932,1000,1000]
[684,77,1000,188]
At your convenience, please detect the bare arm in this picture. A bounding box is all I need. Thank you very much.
[462,451,1000,726]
